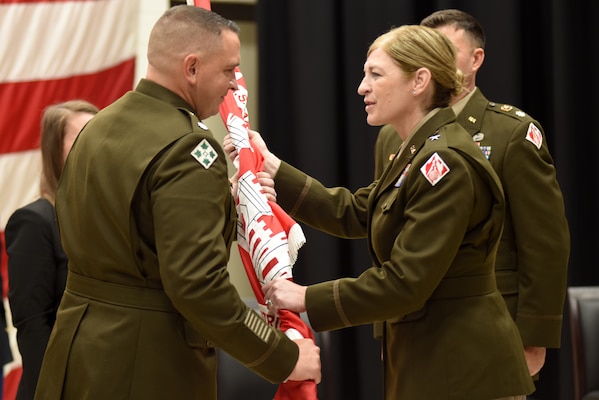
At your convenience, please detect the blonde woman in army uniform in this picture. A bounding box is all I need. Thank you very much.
[227,25,535,399]
[375,10,570,382]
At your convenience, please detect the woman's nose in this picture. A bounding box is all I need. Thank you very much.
[357,79,368,95]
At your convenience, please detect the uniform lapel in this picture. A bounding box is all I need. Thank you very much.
[373,108,457,201]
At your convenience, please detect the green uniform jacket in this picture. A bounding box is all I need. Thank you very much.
[275,108,534,399]
[35,80,298,400]
[375,88,570,347]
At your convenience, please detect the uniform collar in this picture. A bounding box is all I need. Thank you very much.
[451,87,477,116]
[135,79,196,114]
[454,88,489,135]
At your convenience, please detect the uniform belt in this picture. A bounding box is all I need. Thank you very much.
[388,273,497,324]
[429,272,496,300]
[66,272,177,313]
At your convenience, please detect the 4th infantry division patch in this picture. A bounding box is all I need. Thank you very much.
[191,139,218,169]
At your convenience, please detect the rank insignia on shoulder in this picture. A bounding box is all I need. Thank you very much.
[501,104,513,112]
[191,139,218,169]
[420,152,449,186]
[516,110,526,118]
[525,122,543,149]
[197,121,209,130]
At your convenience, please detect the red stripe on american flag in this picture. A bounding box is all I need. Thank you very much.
[0,58,134,154]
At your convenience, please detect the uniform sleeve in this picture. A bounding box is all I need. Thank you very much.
[5,207,58,386]
[297,150,482,330]
[502,120,570,347]
[275,161,371,239]
[149,133,298,382]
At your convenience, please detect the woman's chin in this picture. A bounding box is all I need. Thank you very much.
[367,115,382,126]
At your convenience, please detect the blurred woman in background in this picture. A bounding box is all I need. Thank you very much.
[5,100,98,400]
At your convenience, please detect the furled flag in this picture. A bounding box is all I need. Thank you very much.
[0,1,137,398]
[187,1,318,399]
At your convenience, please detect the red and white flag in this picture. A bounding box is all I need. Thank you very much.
[187,1,318,398]
[0,1,137,398]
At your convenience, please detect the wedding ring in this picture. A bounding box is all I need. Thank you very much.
[265,299,273,308]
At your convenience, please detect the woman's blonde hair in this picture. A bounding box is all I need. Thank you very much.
[368,25,463,110]
[39,100,99,203]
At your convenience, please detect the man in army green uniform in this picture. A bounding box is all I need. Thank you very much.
[34,6,320,400]
[374,9,570,380]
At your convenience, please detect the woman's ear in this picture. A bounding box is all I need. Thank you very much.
[413,67,432,96]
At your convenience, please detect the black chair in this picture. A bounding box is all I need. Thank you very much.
[217,298,333,400]
[568,286,599,400]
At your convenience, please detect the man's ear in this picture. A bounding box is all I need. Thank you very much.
[183,53,199,82]
[471,48,485,74]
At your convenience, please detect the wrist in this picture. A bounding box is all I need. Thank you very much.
[263,152,281,177]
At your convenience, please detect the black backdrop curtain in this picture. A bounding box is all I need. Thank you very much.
[256,1,599,399]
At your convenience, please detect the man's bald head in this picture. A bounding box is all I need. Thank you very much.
[147,6,240,75]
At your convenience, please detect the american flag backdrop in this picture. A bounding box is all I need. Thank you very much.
[0,0,137,397]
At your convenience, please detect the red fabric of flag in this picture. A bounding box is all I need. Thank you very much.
[190,1,319,398]
[225,73,318,400]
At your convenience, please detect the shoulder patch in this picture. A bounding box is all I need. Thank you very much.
[420,152,450,186]
[190,139,218,169]
[525,122,543,149]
